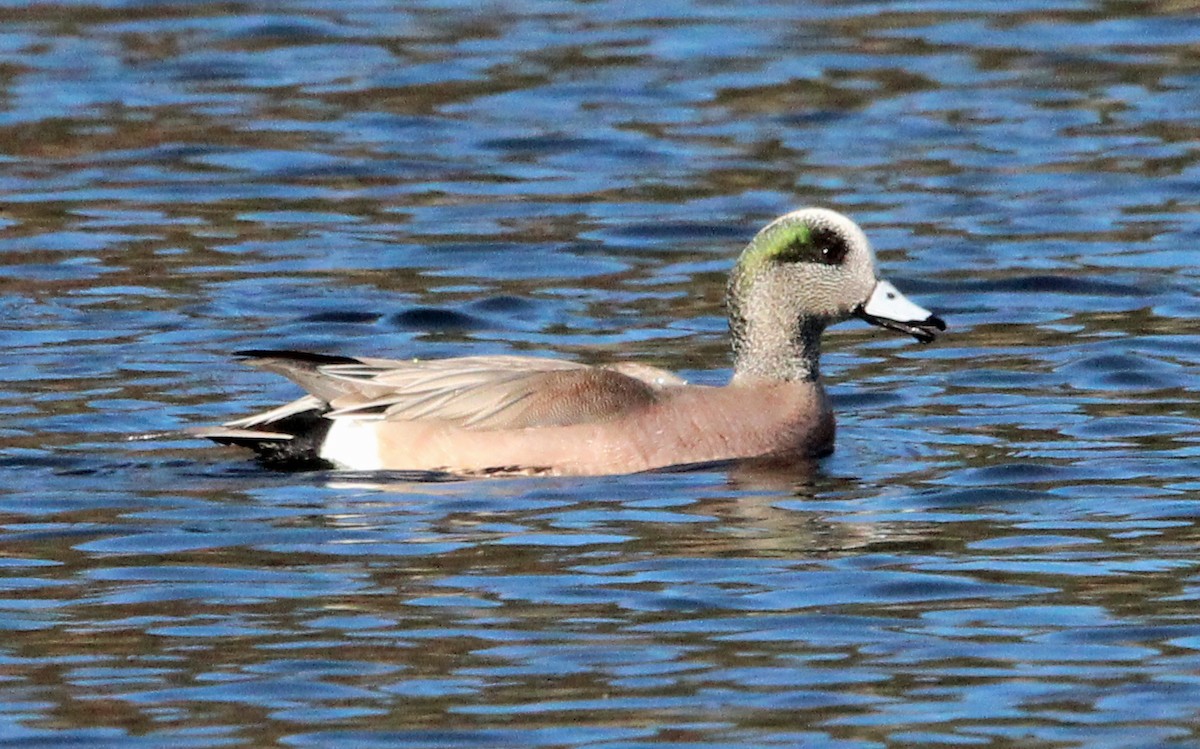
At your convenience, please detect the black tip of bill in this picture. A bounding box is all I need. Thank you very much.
[855,281,946,344]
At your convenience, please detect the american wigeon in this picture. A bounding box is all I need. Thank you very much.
[192,208,944,476]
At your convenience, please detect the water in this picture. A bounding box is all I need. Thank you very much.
[2,1,1200,746]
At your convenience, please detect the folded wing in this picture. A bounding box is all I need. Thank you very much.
[225,350,688,431]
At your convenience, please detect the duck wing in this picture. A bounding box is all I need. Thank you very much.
[231,350,687,431]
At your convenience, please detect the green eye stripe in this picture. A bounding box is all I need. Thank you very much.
[745,222,849,268]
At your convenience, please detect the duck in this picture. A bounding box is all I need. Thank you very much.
[192,207,944,476]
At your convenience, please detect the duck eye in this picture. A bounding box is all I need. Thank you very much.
[811,227,848,266]
[775,226,849,266]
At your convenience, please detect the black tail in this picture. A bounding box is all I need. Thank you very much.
[205,409,336,471]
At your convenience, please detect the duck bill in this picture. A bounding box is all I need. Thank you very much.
[854,280,946,344]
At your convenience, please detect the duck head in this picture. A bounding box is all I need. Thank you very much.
[727,207,945,383]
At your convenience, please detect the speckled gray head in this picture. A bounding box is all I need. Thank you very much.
[728,207,945,382]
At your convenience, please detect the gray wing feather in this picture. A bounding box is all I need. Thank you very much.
[241,353,687,430]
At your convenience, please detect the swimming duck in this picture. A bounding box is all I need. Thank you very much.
[195,208,944,476]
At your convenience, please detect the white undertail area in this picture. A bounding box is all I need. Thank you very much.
[319,418,383,470]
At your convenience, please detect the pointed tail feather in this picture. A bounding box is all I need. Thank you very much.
[233,350,370,402]
[127,426,294,443]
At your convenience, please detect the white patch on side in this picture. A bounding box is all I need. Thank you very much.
[319,418,383,470]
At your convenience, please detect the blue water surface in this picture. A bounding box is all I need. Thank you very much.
[2,1,1200,747]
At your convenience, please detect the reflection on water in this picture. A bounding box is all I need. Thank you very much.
[3,1,1200,747]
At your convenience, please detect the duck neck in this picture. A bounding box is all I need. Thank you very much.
[730,313,825,384]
